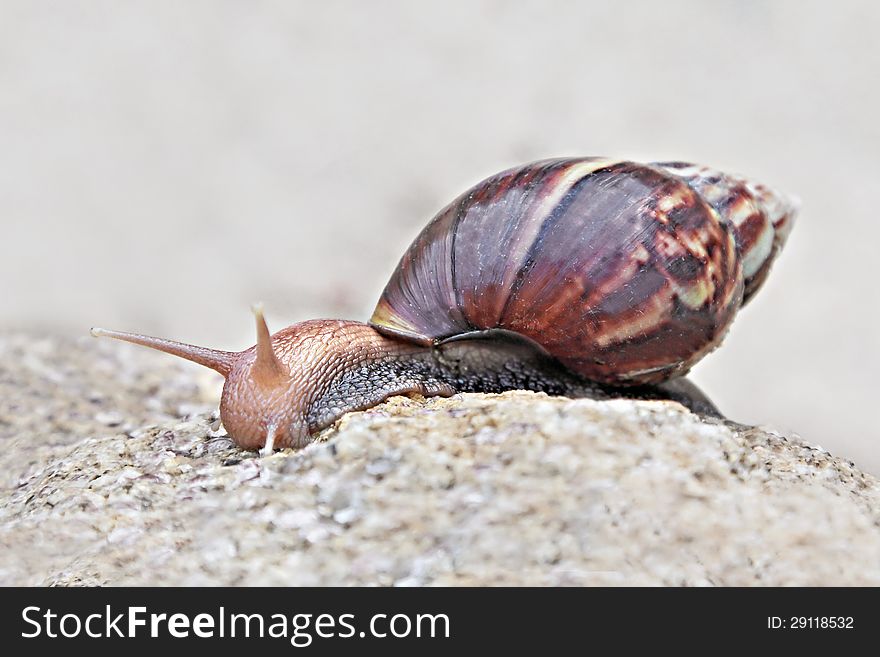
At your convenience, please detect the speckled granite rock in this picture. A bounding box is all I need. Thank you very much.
[0,334,216,492]
[1,335,878,586]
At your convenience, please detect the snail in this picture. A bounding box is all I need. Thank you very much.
[92,157,796,454]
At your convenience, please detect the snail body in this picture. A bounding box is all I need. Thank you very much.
[92,157,796,452]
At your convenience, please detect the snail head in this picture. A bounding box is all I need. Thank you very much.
[91,305,319,453]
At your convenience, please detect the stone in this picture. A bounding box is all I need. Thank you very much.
[1,335,878,586]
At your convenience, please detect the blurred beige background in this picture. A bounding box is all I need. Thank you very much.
[2,1,878,472]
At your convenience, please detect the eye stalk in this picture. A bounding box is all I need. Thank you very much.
[251,303,288,383]
[88,326,235,376]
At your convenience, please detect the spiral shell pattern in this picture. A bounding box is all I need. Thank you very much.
[370,158,796,385]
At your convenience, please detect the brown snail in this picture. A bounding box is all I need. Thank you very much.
[92,157,796,453]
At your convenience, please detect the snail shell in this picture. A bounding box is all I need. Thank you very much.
[371,157,796,385]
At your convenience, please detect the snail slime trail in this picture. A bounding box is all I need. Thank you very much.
[92,157,797,452]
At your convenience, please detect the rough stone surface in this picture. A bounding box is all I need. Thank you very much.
[1,334,879,586]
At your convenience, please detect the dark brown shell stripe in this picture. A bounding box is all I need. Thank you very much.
[371,157,793,385]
